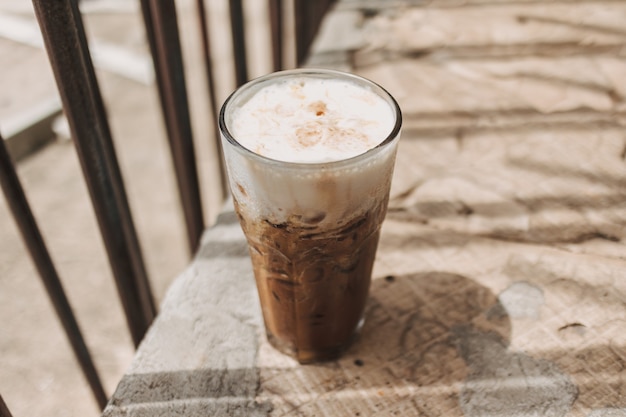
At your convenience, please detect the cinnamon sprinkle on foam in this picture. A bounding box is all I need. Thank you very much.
[230,77,394,163]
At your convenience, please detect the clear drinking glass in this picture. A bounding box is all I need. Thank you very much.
[219,69,402,363]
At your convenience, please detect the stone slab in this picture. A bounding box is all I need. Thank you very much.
[102,212,269,416]
[102,0,626,415]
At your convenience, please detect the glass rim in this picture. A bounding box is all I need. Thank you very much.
[218,68,402,168]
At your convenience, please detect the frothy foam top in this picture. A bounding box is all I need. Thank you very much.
[229,77,395,163]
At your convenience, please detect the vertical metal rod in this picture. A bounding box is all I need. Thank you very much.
[0,394,13,417]
[139,0,168,144]
[229,0,248,87]
[269,0,283,71]
[140,0,205,252]
[293,0,336,65]
[0,134,108,409]
[31,0,156,347]
[293,0,306,65]
[196,0,228,200]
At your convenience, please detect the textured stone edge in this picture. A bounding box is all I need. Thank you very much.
[101,211,270,416]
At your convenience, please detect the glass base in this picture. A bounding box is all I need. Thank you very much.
[266,317,365,364]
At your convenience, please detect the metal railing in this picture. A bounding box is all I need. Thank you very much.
[0,0,334,413]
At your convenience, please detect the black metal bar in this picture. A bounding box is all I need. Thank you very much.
[229,0,248,86]
[196,0,229,199]
[269,0,283,71]
[0,134,108,409]
[294,0,306,65]
[0,394,13,417]
[293,0,336,65]
[31,0,156,347]
[139,0,169,143]
[140,0,205,252]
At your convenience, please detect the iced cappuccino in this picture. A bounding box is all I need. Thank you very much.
[219,69,401,363]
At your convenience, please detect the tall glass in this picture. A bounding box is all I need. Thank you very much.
[219,69,402,363]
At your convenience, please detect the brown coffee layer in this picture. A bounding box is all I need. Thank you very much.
[235,200,388,363]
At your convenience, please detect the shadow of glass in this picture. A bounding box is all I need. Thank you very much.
[259,272,513,415]
[345,272,579,417]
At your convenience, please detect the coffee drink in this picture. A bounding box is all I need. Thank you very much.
[219,69,401,363]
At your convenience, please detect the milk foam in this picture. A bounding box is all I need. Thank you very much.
[230,77,395,163]
[222,70,401,228]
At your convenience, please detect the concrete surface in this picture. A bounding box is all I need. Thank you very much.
[102,212,270,416]
[103,0,626,416]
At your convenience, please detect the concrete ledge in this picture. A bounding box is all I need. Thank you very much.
[102,211,270,417]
